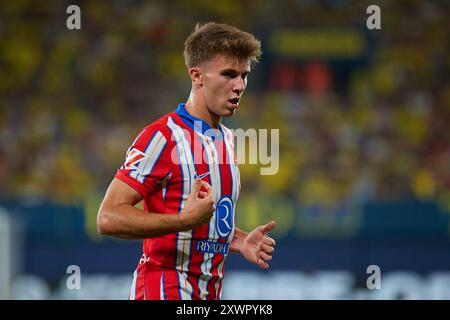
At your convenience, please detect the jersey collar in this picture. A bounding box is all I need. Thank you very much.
[175,103,223,140]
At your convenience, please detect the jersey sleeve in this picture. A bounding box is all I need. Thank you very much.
[115,125,172,199]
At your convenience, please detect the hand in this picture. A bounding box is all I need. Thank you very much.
[240,221,276,270]
[179,179,215,230]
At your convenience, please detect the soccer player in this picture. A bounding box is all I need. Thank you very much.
[97,22,276,300]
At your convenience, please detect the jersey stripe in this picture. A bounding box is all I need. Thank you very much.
[189,128,214,298]
[197,134,222,299]
[177,271,194,299]
[160,271,165,300]
[167,116,198,299]
[129,130,167,183]
[129,269,137,300]
[211,135,234,299]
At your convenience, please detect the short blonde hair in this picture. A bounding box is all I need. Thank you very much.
[183,22,262,68]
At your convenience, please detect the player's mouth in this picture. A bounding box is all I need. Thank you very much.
[228,97,240,107]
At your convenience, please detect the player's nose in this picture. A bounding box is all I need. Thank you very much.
[233,77,245,93]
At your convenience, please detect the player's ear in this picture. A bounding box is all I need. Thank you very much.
[188,67,203,87]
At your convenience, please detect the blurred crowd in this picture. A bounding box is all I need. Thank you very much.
[1,0,449,216]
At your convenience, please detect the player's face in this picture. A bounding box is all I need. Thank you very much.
[200,54,251,117]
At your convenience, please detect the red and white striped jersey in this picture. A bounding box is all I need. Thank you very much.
[115,103,240,300]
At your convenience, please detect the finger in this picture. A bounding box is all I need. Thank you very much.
[261,220,276,234]
[191,179,202,195]
[259,251,272,262]
[263,236,276,247]
[258,258,269,270]
[200,181,214,199]
[205,194,216,212]
[198,191,207,199]
[261,243,274,255]
[200,180,213,191]
[205,186,215,204]
[208,197,216,211]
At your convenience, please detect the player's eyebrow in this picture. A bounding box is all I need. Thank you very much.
[220,69,251,77]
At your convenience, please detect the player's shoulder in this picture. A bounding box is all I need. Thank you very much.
[138,112,176,141]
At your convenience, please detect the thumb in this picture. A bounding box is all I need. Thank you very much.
[261,220,276,234]
[191,179,202,195]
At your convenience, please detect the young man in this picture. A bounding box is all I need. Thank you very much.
[97,22,276,300]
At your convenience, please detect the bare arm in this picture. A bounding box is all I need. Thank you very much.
[97,178,215,239]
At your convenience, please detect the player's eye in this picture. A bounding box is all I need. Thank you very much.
[222,71,237,78]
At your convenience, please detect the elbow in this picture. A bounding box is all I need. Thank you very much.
[97,209,115,236]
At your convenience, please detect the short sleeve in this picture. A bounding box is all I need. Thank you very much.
[115,125,171,198]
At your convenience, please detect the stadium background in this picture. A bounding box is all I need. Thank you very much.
[1,0,449,299]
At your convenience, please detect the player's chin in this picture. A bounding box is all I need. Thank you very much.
[222,106,237,117]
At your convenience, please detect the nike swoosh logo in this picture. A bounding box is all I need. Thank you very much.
[194,172,210,180]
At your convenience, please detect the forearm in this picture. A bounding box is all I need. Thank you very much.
[230,227,248,254]
[98,202,186,240]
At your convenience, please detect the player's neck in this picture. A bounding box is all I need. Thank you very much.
[185,99,221,129]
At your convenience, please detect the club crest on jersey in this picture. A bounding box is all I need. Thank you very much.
[123,148,146,170]
[216,196,234,238]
